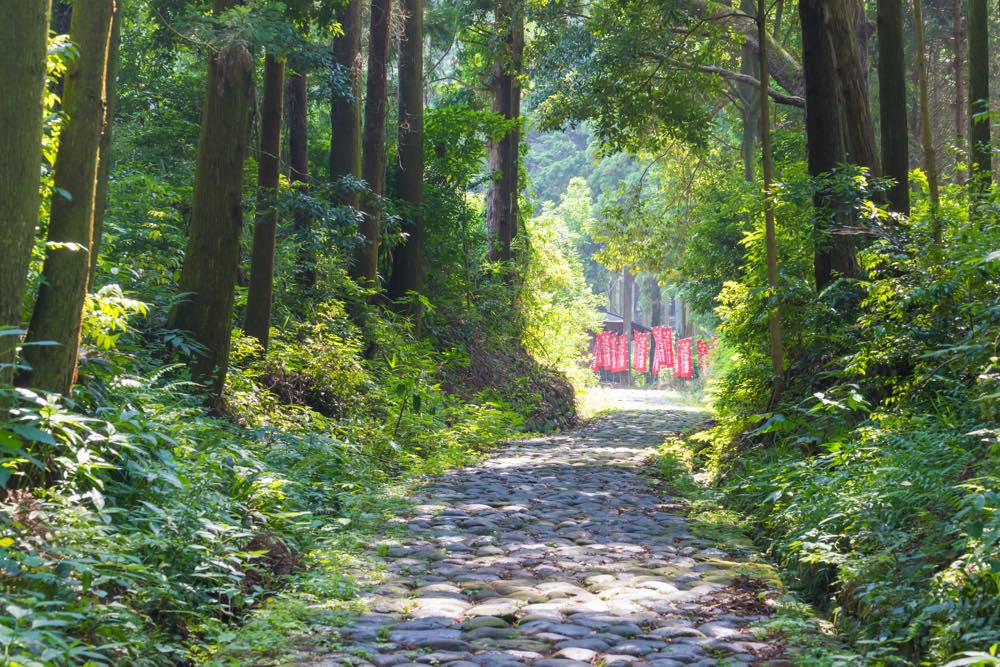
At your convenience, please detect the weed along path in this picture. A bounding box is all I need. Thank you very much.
[303,390,796,667]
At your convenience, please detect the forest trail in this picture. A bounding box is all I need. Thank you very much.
[304,390,790,667]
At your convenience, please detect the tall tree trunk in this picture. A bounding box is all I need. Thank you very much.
[967,0,992,214]
[829,0,879,173]
[485,0,524,264]
[330,0,362,208]
[21,0,116,395]
[244,54,285,350]
[169,0,253,396]
[0,0,51,390]
[759,0,785,395]
[89,6,122,287]
[913,0,941,238]
[288,72,314,288]
[355,0,392,289]
[739,0,761,182]
[877,0,910,214]
[953,0,967,183]
[387,0,425,316]
[646,275,663,327]
[622,268,633,384]
[799,0,858,290]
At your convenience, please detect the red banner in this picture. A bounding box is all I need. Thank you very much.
[591,336,602,373]
[675,337,694,378]
[651,327,674,376]
[599,332,615,370]
[615,334,629,372]
[696,338,709,374]
[632,332,649,373]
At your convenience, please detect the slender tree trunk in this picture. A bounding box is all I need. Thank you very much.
[967,0,992,214]
[913,0,941,239]
[387,0,425,316]
[800,0,858,290]
[21,0,116,395]
[485,0,524,264]
[953,0,967,182]
[622,268,633,384]
[646,275,662,327]
[244,54,285,350]
[330,0,362,208]
[288,72,314,288]
[759,0,785,394]
[88,7,122,287]
[0,0,51,390]
[877,0,910,214]
[355,0,392,289]
[169,0,253,395]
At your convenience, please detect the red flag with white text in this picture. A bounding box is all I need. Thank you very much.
[675,338,694,378]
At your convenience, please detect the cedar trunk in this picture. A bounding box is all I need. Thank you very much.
[245,54,285,349]
[169,0,253,395]
[913,0,940,237]
[388,0,425,313]
[828,0,879,173]
[646,275,662,327]
[953,0,966,182]
[739,0,761,182]
[799,0,858,290]
[877,0,910,214]
[89,5,122,286]
[0,0,51,389]
[288,72,314,287]
[967,0,992,210]
[330,0,363,208]
[21,0,116,395]
[485,0,524,264]
[355,0,392,288]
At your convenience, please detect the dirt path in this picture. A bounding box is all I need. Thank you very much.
[309,390,789,667]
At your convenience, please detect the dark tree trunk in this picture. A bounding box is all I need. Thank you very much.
[485,0,524,264]
[288,72,314,288]
[799,0,858,290]
[967,0,992,211]
[877,0,910,214]
[646,275,662,327]
[169,0,253,396]
[355,0,392,289]
[0,0,51,390]
[89,6,122,286]
[388,0,425,316]
[330,0,362,208]
[244,53,285,350]
[21,0,116,395]
[953,0,966,183]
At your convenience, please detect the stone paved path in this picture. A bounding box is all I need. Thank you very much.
[313,390,788,667]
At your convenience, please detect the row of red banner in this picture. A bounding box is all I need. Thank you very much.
[591,327,717,378]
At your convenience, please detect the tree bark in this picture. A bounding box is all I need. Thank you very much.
[799,0,858,290]
[21,0,116,395]
[967,0,992,212]
[828,0,879,173]
[330,0,363,208]
[388,0,425,316]
[288,72,314,288]
[877,0,910,214]
[355,0,392,289]
[913,0,940,238]
[646,275,662,327]
[953,0,966,183]
[89,5,122,287]
[622,268,633,384]
[244,53,285,350]
[0,0,51,390]
[739,0,761,182]
[759,0,785,394]
[486,0,524,264]
[169,0,253,395]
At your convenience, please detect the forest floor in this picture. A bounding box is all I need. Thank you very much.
[217,390,839,666]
